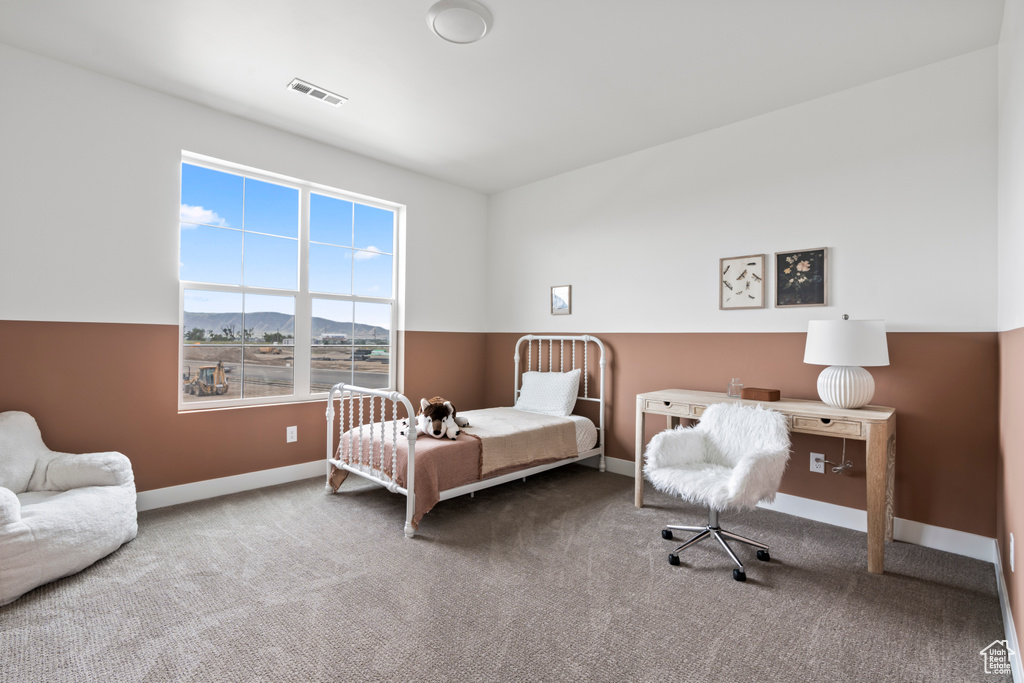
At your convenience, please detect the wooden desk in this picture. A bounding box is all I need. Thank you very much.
[634,389,897,574]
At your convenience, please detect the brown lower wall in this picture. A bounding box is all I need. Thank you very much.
[401,330,487,411]
[0,322,486,493]
[0,321,326,491]
[484,331,998,537]
[999,327,1024,651]
[0,321,998,539]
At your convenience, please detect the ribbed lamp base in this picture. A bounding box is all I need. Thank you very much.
[816,365,875,409]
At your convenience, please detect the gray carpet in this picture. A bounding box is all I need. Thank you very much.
[0,466,1010,682]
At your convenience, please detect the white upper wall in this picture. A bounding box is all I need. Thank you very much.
[0,41,1003,337]
[487,49,998,334]
[0,42,488,333]
[1000,0,1024,332]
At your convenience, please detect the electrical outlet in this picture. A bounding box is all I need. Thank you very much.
[1012,533,1015,572]
[810,452,825,474]
[286,426,297,443]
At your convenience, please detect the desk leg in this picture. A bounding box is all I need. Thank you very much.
[866,421,890,574]
[886,431,897,543]
[635,397,645,507]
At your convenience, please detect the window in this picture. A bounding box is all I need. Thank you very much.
[179,154,398,408]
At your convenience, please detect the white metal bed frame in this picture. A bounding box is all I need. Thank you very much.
[325,334,606,537]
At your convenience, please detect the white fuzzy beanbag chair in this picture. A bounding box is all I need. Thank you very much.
[0,411,137,606]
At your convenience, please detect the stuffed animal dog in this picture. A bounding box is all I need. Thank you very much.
[422,396,470,429]
[401,396,469,440]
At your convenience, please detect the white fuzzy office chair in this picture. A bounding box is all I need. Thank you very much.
[0,411,137,605]
[644,402,790,581]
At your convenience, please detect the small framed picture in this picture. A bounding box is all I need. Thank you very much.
[719,254,766,310]
[775,248,827,307]
[551,285,571,315]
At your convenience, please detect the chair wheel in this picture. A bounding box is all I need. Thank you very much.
[668,553,680,566]
[733,568,746,582]
[661,529,673,540]
[757,549,770,562]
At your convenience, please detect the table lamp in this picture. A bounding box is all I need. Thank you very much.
[803,315,889,409]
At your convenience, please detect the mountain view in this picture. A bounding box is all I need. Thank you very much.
[183,311,388,340]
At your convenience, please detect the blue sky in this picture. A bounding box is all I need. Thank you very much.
[180,163,394,329]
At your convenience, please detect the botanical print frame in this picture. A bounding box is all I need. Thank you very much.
[551,285,571,315]
[719,254,765,310]
[775,248,827,307]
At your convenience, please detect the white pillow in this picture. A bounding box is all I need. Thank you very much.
[515,369,581,417]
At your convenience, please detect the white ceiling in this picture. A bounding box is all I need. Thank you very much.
[0,0,1006,194]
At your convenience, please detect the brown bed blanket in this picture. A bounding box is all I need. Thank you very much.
[330,408,578,529]
[463,407,578,478]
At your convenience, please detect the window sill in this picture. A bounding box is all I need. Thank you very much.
[177,394,333,414]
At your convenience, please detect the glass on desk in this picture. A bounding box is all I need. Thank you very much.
[727,378,743,398]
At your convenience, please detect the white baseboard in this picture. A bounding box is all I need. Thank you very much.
[139,456,995,563]
[757,492,996,563]
[600,455,637,478]
[136,460,324,512]
[603,456,997,563]
[994,539,1024,683]
[893,516,997,563]
[580,454,636,476]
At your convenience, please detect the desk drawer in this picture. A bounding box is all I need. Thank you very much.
[792,416,862,437]
[644,399,690,416]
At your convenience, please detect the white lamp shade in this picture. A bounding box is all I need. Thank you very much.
[803,319,889,367]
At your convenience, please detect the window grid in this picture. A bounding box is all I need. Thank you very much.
[179,155,398,410]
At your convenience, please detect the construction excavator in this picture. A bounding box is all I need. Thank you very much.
[182,360,229,396]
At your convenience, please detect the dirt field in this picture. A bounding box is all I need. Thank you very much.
[181,344,388,401]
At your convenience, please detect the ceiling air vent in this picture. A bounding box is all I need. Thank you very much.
[287,78,348,108]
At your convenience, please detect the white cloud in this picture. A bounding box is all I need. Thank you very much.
[180,204,229,228]
[353,246,384,261]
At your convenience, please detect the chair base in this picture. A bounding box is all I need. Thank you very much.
[663,508,770,580]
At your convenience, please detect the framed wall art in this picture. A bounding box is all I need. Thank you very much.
[551,285,571,315]
[775,248,827,307]
[719,254,765,310]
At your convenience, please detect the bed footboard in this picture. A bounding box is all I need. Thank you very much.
[326,384,418,538]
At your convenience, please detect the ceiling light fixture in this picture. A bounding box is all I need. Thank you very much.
[427,0,493,44]
[286,78,347,107]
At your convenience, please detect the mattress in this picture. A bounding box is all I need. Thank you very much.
[562,412,598,452]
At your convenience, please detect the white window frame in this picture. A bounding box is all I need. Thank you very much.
[178,151,401,411]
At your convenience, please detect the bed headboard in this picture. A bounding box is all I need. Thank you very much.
[513,334,606,446]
